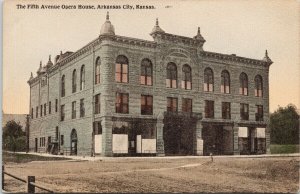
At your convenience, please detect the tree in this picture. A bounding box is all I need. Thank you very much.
[2,120,26,152]
[270,104,299,144]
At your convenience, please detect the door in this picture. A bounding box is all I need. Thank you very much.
[70,129,78,155]
[128,128,136,155]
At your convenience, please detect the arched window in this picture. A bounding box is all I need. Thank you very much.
[80,65,85,90]
[72,69,77,93]
[166,62,177,88]
[95,57,100,84]
[204,68,214,92]
[255,75,263,97]
[140,58,153,86]
[70,129,78,155]
[239,73,248,95]
[61,75,65,97]
[221,70,230,93]
[182,64,192,90]
[115,55,129,83]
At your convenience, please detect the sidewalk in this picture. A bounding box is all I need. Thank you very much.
[6,151,300,162]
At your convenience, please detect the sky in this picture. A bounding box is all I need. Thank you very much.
[3,0,300,114]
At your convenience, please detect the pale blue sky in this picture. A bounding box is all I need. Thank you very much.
[3,0,299,114]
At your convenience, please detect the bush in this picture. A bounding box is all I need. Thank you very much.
[270,144,300,154]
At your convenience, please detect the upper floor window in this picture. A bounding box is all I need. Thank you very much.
[61,75,65,97]
[40,105,43,117]
[31,108,33,119]
[182,98,192,113]
[80,99,85,117]
[44,103,46,116]
[166,62,177,88]
[222,102,231,119]
[182,64,192,90]
[239,73,248,95]
[256,105,263,121]
[49,101,51,114]
[55,99,58,112]
[240,103,249,120]
[221,70,230,94]
[115,55,128,83]
[204,68,214,92]
[72,69,77,93]
[94,94,100,114]
[204,100,214,118]
[116,93,129,114]
[140,58,153,86]
[255,75,263,97]
[141,95,153,115]
[61,105,65,121]
[95,57,100,84]
[80,65,85,90]
[36,106,38,118]
[167,97,178,112]
[72,101,76,119]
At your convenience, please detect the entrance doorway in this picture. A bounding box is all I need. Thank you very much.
[163,113,196,155]
[70,129,78,155]
[35,138,38,152]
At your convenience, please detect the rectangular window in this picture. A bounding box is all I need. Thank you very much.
[94,94,101,114]
[72,101,76,119]
[182,98,192,113]
[115,93,129,114]
[31,108,34,119]
[80,99,85,117]
[61,105,65,121]
[36,106,38,118]
[141,95,153,115]
[222,102,231,119]
[167,97,178,112]
[93,121,102,135]
[55,99,58,112]
[44,103,46,116]
[40,105,43,117]
[48,136,51,144]
[55,127,59,141]
[240,103,249,120]
[60,135,64,145]
[49,101,51,114]
[205,100,214,118]
[256,105,263,121]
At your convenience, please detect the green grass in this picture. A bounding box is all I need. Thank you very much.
[2,152,71,163]
[270,144,300,154]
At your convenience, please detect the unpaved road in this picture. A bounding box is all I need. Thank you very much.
[3,157,299,193]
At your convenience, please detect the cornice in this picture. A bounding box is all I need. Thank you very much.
[99,35,157,48]
[200,51,268,66]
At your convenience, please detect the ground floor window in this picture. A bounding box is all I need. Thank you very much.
[167,97,178,112]
[182,98,192,113]
[205,100,214,118]
[222,102,231,119]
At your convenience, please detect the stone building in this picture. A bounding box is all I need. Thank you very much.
[27,13,272,156]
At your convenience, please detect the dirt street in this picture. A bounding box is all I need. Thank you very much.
[3,156,299,193]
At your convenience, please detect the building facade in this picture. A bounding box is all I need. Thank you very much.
[27,13,272,156]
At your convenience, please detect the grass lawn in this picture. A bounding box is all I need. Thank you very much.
[2,151,71,163]
[270,144,300,154]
